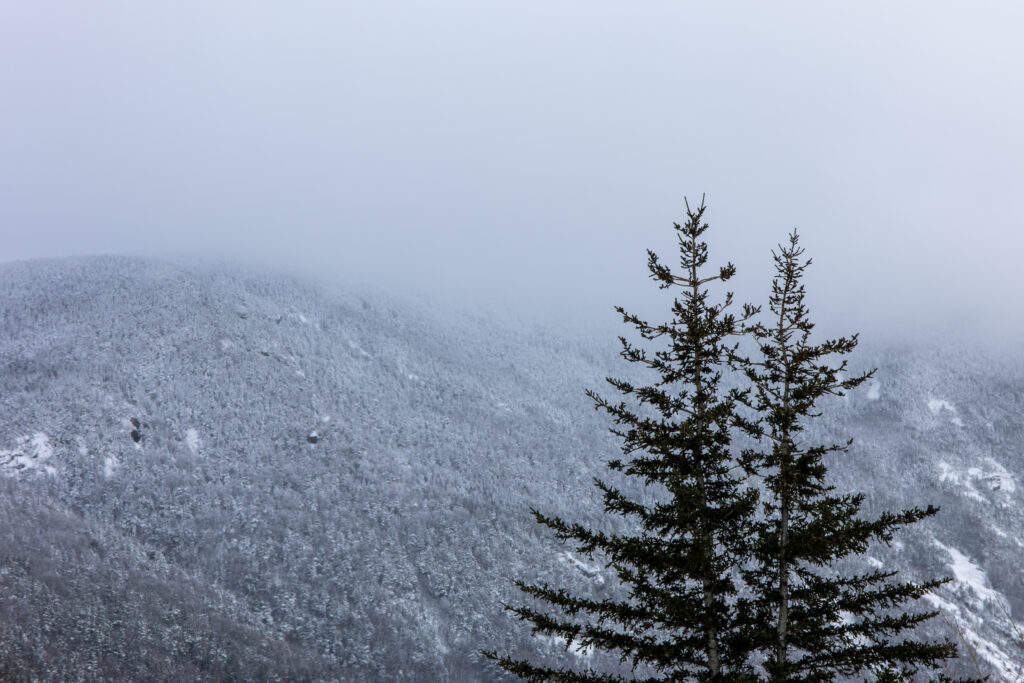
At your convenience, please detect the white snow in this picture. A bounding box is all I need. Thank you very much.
[925,590,1022,681]
[0,432,57,477]
[927,397,963,426]
[103,455,119,478]
[925,554,1024,681]
[865,380,881,401]
[220,339,234,351]
[938,459,1016,503]
[938,462,987,503]
[963,631,1023,682]
[982,458,1017,493]
[987,526,1024,550]
[298,313,309,324]
[537,633,595,660]
[185,428,201,454]
[933,540,998,607]
[31,432,53,461]
[866,556,883,569]
[560,551,605,585]
[923,591,962,618]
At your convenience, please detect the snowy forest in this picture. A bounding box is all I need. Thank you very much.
[0,252,1022,680]
[3,2,1024,681]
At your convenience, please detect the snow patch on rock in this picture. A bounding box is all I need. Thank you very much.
[103,456,119,478]
[185,429,201,454]
[934,540,999,608]
[981,458,1016,493]
[0,432,57,477]
[938,459,1016,503]
[928,398,963,426]
[560,551,605,585]
[865,380,881,400]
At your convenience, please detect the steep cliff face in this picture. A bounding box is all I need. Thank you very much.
[0,256,1021,681]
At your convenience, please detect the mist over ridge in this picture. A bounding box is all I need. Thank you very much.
[3,3,1023,341]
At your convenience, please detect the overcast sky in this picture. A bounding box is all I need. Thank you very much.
[2,2,1022,341]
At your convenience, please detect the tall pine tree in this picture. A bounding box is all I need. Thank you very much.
[484,198,759,682]
[734,232,979,682]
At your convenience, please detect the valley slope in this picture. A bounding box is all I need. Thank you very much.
[0,257,1021,681]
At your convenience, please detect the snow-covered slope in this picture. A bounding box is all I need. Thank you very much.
[0,256,1021,681]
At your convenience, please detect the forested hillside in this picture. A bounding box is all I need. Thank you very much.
[0,257,1021,681]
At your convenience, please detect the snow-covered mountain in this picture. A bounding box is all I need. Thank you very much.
[0,256,1021,681]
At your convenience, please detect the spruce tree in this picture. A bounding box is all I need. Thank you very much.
[734,232,980,682]
[484,198,759,682]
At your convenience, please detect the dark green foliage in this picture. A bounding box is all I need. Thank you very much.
[733,232,981,682]
[485,199,759,681]
[488,213,984,682]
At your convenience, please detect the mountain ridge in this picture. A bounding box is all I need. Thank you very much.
[0,255,1021,681]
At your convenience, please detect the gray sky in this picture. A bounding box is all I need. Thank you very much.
[2,2,1023,340]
